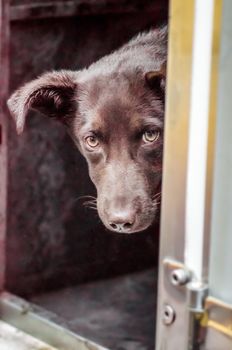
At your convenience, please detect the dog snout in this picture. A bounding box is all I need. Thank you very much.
[108,208,136,233]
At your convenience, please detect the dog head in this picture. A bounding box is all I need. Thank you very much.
[7,62,165,234]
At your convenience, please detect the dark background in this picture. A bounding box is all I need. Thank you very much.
[7,0,168,296]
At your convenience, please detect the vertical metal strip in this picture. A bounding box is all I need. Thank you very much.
[204,2,232,346]
[203,0,223,281]
[156,1,194,349]
[185,0,215,280]
[0,0,10,290]
[208,0,232,303]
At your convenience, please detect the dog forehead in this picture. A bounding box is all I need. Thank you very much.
[89,99,146,134]
[77,96,163,138]
[81,70,148,106]
[76,73,164,136]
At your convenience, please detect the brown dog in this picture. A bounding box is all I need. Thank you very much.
[7,26,167,234]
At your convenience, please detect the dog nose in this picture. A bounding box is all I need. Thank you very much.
[109,210,136,232]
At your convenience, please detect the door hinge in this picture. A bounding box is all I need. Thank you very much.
[162,258,209,349]
[163,258,232,347]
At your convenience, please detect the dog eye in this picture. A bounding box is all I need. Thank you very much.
[142,130,160,143]
[85,135,99,148]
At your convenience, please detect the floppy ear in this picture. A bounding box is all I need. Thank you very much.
[145,62,166,94]
[7,70,77,134]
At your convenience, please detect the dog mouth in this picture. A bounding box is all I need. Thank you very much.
[98,201,159,234]
[105,220,154,234]
[81,194,160,234]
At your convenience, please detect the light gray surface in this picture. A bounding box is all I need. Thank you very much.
[209,0,232,306]
[0,320,57,350]
[205,1,232,347]
[0,292,108,350]
[31,269,157,350]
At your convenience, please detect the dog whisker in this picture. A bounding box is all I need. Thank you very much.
[87,207,98,211]
[74,196,98,212]
[84,199,97,203]
[75,195,97,203]
[84,205,98,211]
[152,192,161,200]
[83,200,97,206]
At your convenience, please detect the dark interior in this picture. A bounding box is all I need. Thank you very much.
[7,1,168,349]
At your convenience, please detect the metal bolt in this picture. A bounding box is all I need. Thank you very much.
[171,268,191,286]
[187,281,208,312]
[162,304,176,325]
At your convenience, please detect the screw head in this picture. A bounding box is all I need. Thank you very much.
[162,304,176,325]
[171,268,191,286]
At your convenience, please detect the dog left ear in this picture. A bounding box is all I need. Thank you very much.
[145,62,166,93]
[7,70,77,134]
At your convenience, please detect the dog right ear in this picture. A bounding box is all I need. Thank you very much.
[145,62,166,93]
[7,70,78,134]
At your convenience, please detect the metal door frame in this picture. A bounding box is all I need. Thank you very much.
[155,0,232,349]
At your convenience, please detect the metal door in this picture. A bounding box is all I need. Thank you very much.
[156,0,232,349]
